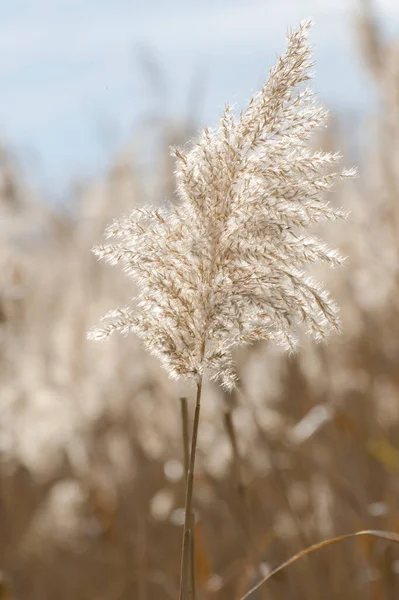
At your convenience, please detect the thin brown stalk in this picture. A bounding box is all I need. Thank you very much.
[137,515,147,600]
[179,377,203,600]
[223,408,257,557]
[180,397,196,600]
[224,406,269,599]
[237,388,324,600]
[180,397,191,597]
[189,511,196,600]
[180,397,190,482]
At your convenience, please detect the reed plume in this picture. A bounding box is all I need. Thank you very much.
[89,19,354,391]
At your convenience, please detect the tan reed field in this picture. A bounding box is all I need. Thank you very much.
[1,3,399,599]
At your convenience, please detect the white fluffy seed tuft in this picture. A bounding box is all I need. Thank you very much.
[88,20,354,390]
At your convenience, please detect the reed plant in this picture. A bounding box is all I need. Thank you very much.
[88,20,380,599]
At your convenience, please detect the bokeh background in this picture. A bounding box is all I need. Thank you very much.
[1,1,399,598]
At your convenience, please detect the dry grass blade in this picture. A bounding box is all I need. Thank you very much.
[240,530,399,600]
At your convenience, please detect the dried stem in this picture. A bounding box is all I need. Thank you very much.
[137,515,148,600]
[180,397,196,600]
[180,397,190,482]
[179,377,203,600]
[189,512,196,600]
[223,408,256,555]
[237,388,323,599]
[224,406,267,598]
[180,397,191,597]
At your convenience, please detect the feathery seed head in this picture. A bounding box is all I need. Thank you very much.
[88,20,355,390]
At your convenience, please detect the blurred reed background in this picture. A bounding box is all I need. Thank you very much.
[1,1,399,598]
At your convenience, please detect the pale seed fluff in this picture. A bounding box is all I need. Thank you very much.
[88,20,355,390]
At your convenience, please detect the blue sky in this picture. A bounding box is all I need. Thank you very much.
[1,0,398,198]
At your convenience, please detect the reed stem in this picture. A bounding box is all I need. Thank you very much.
[179,377,203,600]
